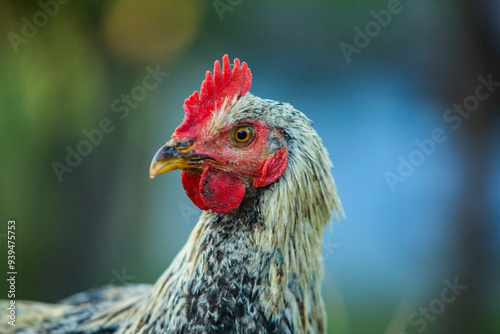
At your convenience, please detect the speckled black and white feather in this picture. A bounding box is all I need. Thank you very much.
[1,93,343,334]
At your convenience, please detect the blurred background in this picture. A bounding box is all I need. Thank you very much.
[1,0,499,333]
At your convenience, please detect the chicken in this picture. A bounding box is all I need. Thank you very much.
[1,55,343,333]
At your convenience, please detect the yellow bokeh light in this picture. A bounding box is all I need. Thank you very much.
[103,0,204,63]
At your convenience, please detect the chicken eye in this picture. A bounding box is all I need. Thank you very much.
[232,126,254,144]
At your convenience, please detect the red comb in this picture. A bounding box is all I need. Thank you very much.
[173,55,252,139]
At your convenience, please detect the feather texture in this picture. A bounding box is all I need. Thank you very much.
[1,58,343,334]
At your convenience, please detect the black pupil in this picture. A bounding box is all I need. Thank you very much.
[237,129,249,141]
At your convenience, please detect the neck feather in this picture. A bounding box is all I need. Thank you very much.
[110,120,342,333]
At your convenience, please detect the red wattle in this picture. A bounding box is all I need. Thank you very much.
[200,167,246,214]
[254,148,288,188]
[181,170,209,211]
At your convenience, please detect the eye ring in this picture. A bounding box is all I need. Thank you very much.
[231,126,254,145]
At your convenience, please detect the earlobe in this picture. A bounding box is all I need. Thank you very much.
[253,148,288,188]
